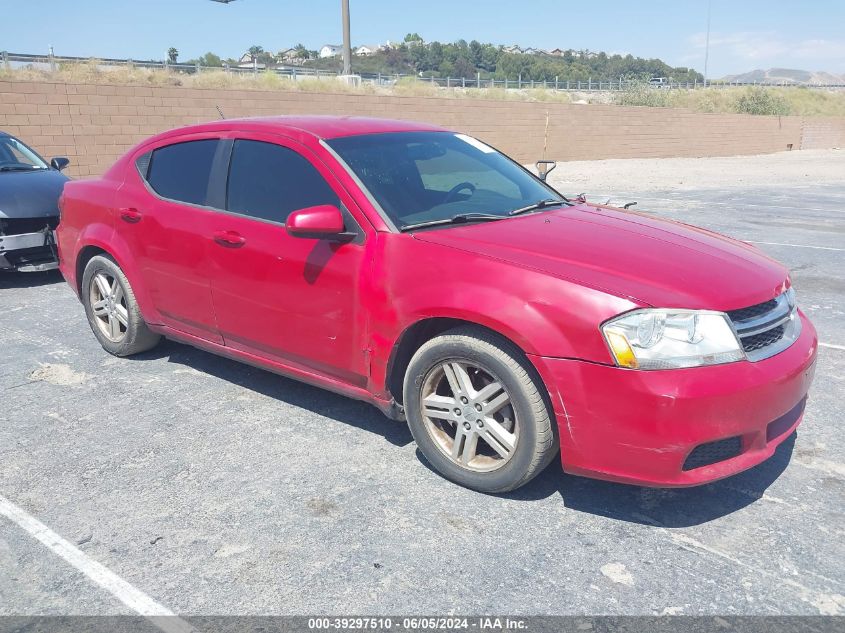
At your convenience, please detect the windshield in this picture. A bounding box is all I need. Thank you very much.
[0,135,49,171]
[326,131,563,229]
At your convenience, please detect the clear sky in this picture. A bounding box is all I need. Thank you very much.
[2,0,843,77]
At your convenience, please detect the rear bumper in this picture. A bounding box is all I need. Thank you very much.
[0,230,58,271]
[530,310,818,487]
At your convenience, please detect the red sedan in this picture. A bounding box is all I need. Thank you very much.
[56,116,817,492]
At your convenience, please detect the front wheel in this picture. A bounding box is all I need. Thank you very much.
[403,327,558,493]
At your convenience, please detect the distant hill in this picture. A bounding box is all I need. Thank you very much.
[721,68,845,85]
[303,39,703,84]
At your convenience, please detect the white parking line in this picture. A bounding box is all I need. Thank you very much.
[745,241,845,252]
[0,493,196,633]
[820,342,845,351]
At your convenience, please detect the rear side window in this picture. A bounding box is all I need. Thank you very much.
[145,139,219,206]
[226,140,339,223]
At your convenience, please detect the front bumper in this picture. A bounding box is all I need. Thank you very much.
[530,310,818,487]
[0,230,59,271]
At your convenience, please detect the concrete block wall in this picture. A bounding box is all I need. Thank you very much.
[0,79,837,178]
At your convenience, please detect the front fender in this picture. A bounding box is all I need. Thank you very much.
[400,288,561,357]
[367,233,637,396]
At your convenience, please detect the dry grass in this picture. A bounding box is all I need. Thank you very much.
[1,63,843,114]
[617,84,845,117]
[778,89,845,117]
[391,78,572,103]
[0,61,377,94]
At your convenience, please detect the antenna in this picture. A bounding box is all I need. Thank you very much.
[216,105,226,120]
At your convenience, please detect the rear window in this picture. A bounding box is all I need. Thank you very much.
[145,139,219,206]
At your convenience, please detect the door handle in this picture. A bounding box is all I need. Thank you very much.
[119,208,142,223]
[213,230,246,248]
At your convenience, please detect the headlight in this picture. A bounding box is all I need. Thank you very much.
[602,309,745,370]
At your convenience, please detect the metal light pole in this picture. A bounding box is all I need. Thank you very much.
[703,0,712,87]
[341,0,352,75]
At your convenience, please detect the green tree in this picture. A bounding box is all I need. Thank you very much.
[294,43,309,61]
[479,44,500,72]
[167,47,178,64]
[427,42,444,69]
[248,45,264,57]
[454,57,476,79]
[469,40,483,67]
[197,52,222,67]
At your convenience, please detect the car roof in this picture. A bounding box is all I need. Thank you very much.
[151,116,448,143]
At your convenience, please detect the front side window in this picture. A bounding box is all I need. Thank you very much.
[226,140,339,223]
[145,139,219,206]
[327,131,561,229]
[0,135,48,171]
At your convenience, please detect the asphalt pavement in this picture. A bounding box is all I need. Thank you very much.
[1,183,843,617]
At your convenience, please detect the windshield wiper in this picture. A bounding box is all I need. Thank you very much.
[508,198,566,216]
[399,213,506,232]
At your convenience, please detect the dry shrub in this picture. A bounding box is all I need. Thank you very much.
[1,63,842,115]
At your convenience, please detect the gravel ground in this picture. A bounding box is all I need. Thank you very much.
[1,150,843,617]
[546,148,845,196]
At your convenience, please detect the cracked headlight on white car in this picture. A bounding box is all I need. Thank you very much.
[602,309,745,370]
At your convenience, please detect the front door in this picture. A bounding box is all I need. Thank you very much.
[206,137,369,385]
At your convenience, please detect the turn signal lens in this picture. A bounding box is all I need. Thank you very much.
[606,331,639,368]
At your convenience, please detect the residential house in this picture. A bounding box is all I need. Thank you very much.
[319,44,343,58]
[502,44,523,55]
[354,45,378,56]
[237,52,266,69]
[277,48,301,65]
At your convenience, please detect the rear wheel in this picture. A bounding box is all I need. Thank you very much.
[81,255,160,356]
[403,326,558,493]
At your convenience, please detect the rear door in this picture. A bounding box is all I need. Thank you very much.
[206,135,370,385]
[118,136,223,343]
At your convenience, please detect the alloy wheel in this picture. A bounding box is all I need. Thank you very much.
[420,360,519,472]
[89,272,129,342]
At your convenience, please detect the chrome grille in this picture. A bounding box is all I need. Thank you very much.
[728,291,801,361]
[726,299,778,323]
[740,324,786,352]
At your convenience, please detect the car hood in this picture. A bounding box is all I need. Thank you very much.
[411,203,788,311]
[0,169,68,219]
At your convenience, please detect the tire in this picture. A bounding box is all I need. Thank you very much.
[403,326,558,493]
[81,254,160,356]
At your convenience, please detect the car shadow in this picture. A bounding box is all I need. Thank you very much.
[499,432,797,527]
[129,339,415,448]
[127,338,795,525]
[0,270,63,288]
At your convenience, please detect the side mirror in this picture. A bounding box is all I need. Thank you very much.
[285,204,347,240]
[536,160,557,181]
[50,157,70,171]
